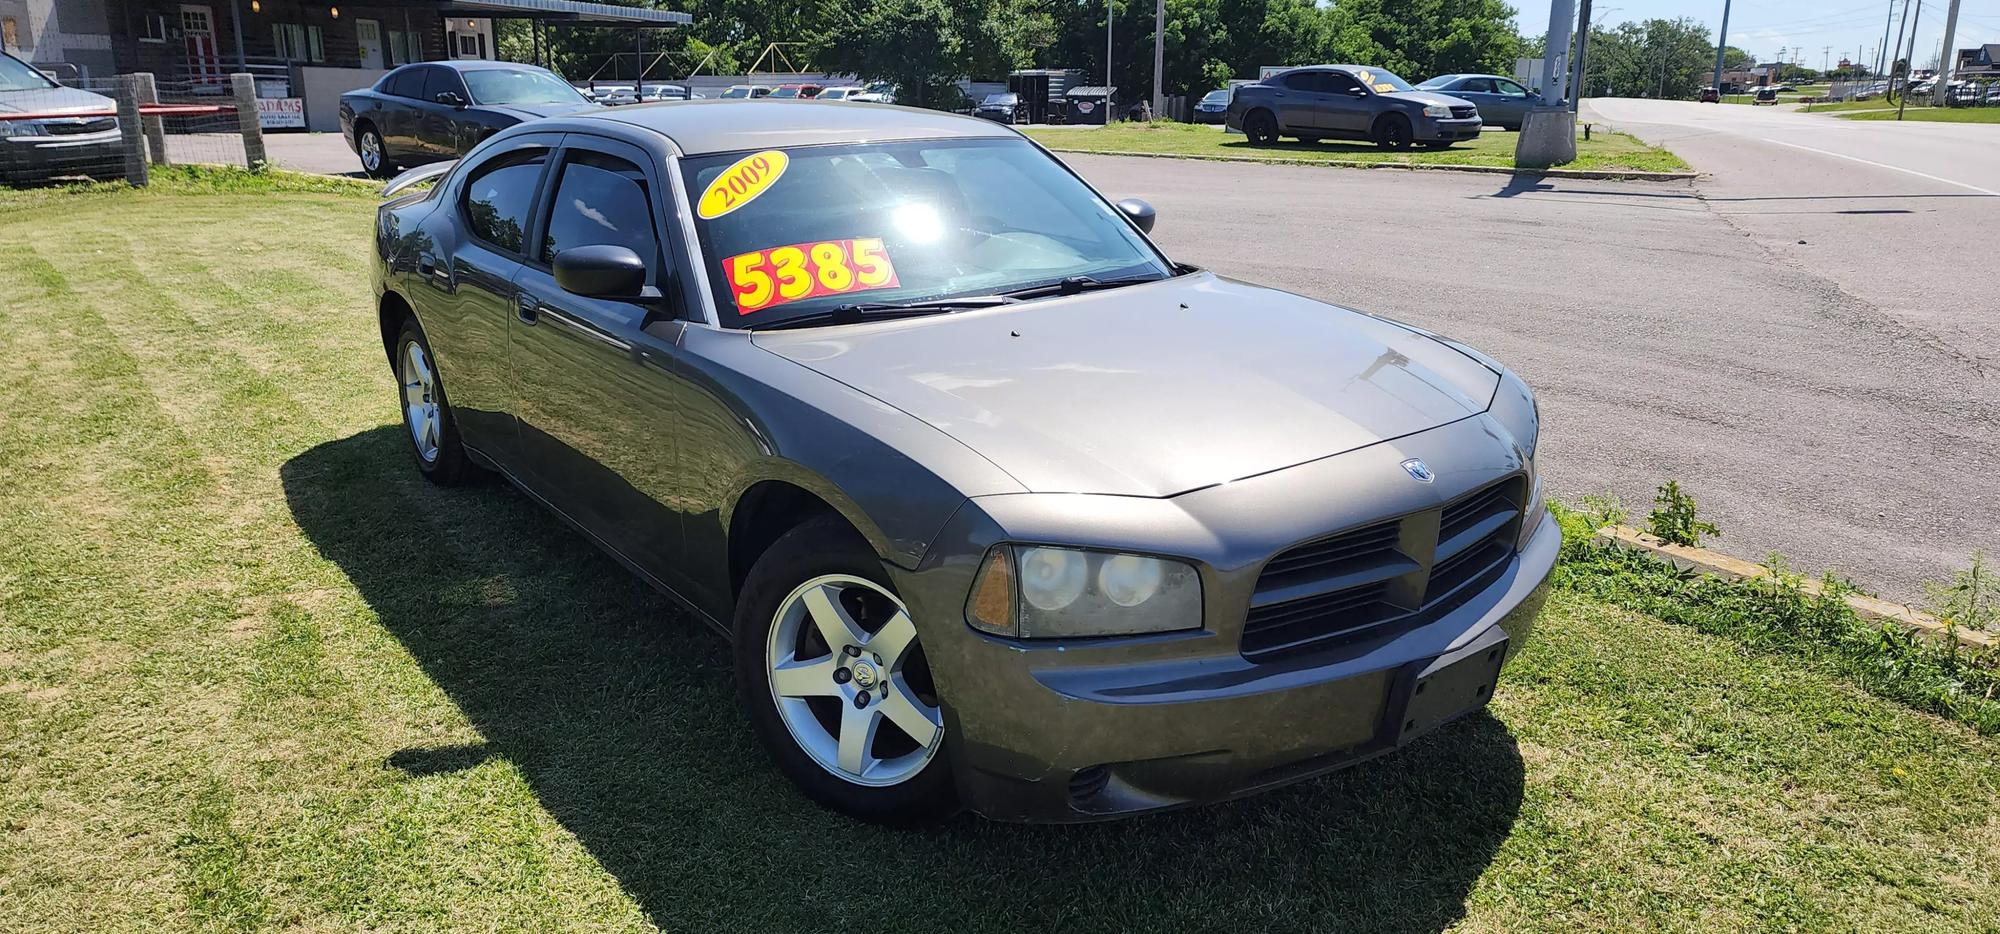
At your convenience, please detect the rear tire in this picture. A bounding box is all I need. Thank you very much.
[1374,114,1413,150]
[393,317,473,486]
[734,515,957,824]
[357,125,392,179]
[1243,109,1279,146]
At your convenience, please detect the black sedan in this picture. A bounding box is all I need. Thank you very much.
[339,61,598,178]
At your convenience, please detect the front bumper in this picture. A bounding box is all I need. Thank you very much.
[893,414,1555,822]
[1193,107,1227,124]
[1418,116,1483,141]
[1,130,124,181]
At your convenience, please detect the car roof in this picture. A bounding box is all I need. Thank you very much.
[404,60,554,73]
[573,100,1016,155]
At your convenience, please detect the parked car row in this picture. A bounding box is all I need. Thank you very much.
[1224,65,1492,149]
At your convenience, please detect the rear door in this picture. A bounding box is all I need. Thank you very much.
[378,66,426,159]
[1274,70,1330,133]
[507,134,689,585]
[1318,70,1374,135]
[422,133,560,459]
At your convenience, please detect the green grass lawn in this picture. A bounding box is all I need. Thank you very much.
[1022,121,1691,173]
[3,172,1997,933]
[1840,106,2000,123]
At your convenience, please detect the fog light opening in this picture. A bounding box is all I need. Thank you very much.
[1068,765,1111,803]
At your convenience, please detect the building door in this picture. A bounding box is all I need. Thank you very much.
[180,5,221,84]
[355,19,384,70]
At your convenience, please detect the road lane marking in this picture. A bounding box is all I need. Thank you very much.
[1759,137,2000,197]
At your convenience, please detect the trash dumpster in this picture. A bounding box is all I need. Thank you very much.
[1065,86,1115,125]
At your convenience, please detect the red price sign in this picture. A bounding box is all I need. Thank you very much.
[722,238,900,315]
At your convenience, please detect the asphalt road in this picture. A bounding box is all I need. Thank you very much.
[1058,131,1998,601]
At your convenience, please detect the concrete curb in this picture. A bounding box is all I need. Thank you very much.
[1035,146,1699,182]
[1594,525,1994,652]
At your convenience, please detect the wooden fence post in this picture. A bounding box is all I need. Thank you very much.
[113,75,150,187]
[133,72,169,164]
[229,72,267,170]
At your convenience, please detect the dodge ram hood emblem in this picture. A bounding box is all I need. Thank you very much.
[1401,458,1435,483]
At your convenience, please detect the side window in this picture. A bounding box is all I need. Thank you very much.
[1280,71,1321,92]
[461,148,549,254]
[383,66,420,98]
[540,150,661,275]
[422,66,465,103]
[1323,72,1363,95]
[1460,78,1496,94]
[1495,79,1530,98]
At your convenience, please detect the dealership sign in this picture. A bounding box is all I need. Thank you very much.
[257,97,305,129]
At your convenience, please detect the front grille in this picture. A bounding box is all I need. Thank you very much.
[45,117,116,136]
[1449,105,1477,119]
[1240,476,1525,662]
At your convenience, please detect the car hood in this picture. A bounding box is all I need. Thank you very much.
[0,86,114,115]
[484,101,600,120]
[752,273,1500,497]
[1381,90,1475,109]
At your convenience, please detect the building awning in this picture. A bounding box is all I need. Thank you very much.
[437,0,692,24]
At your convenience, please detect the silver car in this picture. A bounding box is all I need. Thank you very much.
[1415,74,1548,131]
[0,51,124,184]
[369,101,1554,823]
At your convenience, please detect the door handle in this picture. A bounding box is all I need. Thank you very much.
[417,255,451,290]
[516,295,541,324]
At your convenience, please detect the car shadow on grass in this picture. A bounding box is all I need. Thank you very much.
[283,426,1524,934]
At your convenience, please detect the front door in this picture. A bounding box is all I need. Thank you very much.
[355,19,385,70]
[179,5,220,85]
[1320,70,1376,135]
[507,135,687,584]
[416,66,470,159]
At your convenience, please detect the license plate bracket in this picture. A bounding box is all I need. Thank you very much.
[1388,626,1508,744]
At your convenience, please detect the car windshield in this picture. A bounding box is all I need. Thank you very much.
[462,68,586,105]
[681,137,1173,327]
[722,86,755,98]
[1350,67,1415,93]
[770,87,803,98]
[1415,76,1457,89]
[982,94,1017,105]
[0,54,57,92]
[1200,89,1230,103]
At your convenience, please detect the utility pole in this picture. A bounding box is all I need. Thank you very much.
[1932,0,1961,106]
[1541,0,1576,102]
[1822,46,1830,74]
[1712,0,1732,91]
[1106,0,1113,102]
[1569,0,1593,109]
[1876,0,1895,77]
[1897,0,1921,120]
[1151,0,1164,118]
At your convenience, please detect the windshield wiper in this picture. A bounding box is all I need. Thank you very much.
[998,274,1165,300]
[747,295,1016,331]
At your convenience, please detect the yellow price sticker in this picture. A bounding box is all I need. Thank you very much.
[696,150,789,220]
[1373,83,1397,93]
[1357,69,1374,84]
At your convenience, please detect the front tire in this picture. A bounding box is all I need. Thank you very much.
[1374,114,1414,150]
[734,516,956,823]
[394,317,473,486]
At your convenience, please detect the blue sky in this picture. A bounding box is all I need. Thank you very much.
[1514,0,2000,70]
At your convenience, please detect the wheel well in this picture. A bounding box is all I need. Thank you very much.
[1246,106,1274,124]
[728,481,845,598]
[354,117,377,138]
[378,291,413,363]
[1373,111,1412,133]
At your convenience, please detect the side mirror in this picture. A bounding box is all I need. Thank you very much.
[435,91,466,108]
[554,244,649,299]
[1116,198,1157,234]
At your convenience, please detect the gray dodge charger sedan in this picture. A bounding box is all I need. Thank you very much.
[370,101,1555,823]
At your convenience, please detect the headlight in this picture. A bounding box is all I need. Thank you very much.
[1422,103,1452,118]
[0,121,48,138]
[966,546,1202,638]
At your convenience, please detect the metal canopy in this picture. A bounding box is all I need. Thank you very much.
[436,0,691,24]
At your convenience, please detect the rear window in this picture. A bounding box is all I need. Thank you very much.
[461,148,548,254]
[381,66,423,99]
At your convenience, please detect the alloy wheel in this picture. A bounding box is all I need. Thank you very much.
[399,339,441,463]
[765,574,943,787]
[360,130,382,173]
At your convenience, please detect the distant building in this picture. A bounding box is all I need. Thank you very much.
[1956,44,2000,79]
[0,0,116,77]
